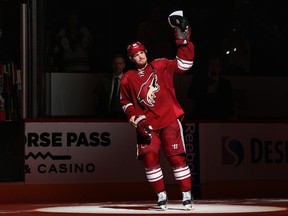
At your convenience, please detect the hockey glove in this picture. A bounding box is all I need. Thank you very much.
[168,10,191,45]
[134,115,153,141]
[175,24,191,45]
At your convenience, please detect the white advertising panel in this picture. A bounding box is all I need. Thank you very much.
[25,122,175,184]
[199,123,288,183]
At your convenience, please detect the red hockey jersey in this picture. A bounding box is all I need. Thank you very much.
[120,41,194,130]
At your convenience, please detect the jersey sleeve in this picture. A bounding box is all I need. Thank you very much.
[175,41,195,73]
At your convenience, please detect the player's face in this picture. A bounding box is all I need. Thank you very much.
[132,51,147,68]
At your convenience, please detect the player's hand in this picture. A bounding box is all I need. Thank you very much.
[168,11,191,45]
[175,25,191,45]
[134,115,153,141]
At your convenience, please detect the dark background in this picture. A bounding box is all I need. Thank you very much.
[0,0,287,74]
[45,0,288,74]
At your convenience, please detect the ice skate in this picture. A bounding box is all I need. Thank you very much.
[157,191,168,210]
[182,191,194,210]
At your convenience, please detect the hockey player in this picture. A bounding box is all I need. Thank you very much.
[119,11,194,210]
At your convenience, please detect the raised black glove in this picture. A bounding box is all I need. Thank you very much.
[168,10,191,45]
[175,25,191,45]
[134,115,153,141]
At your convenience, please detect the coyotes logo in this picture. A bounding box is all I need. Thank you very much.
[137,73,160,107]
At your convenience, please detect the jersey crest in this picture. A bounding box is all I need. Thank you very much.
[137,73,160,107]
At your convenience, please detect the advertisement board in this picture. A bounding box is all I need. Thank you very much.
[25,122,182,184]
[199,123,288,183]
